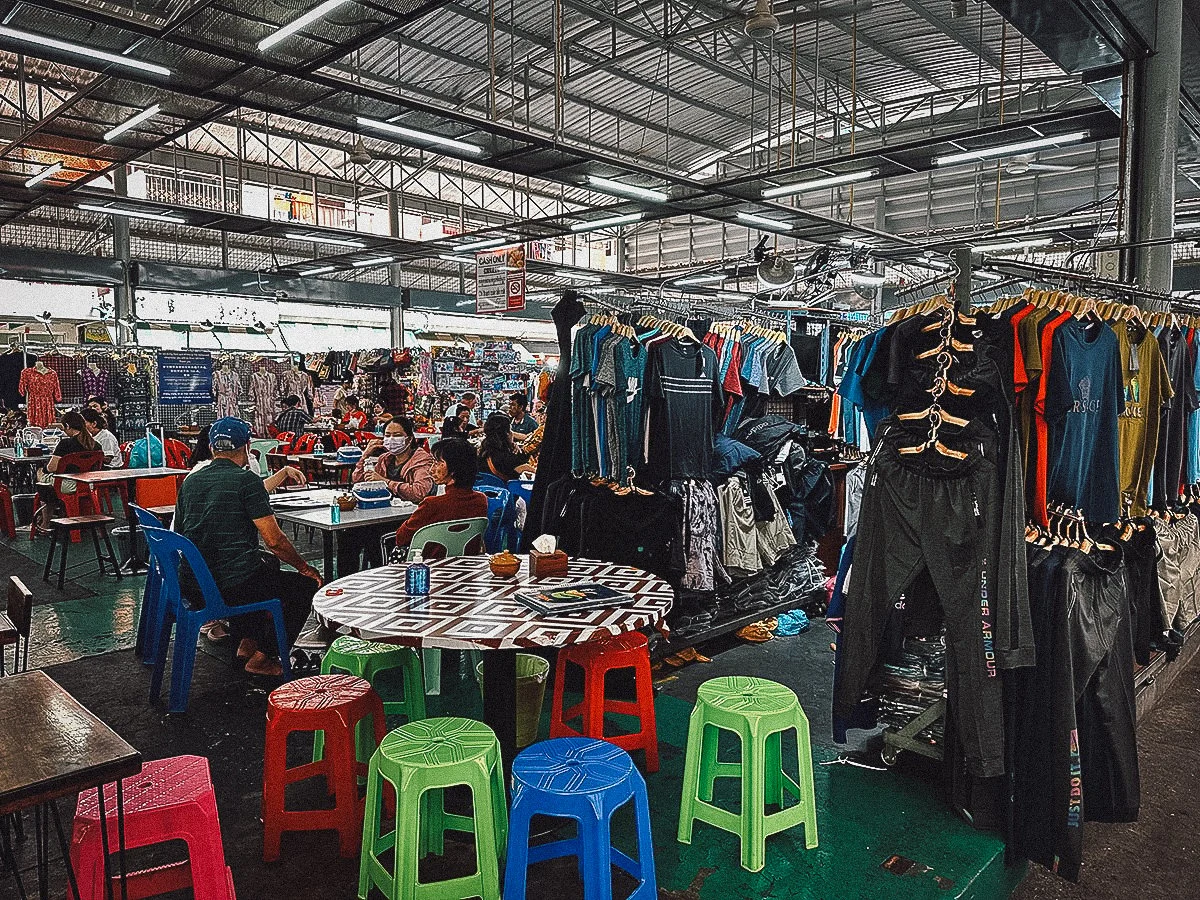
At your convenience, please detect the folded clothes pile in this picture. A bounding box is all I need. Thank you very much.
[876,633,947,745]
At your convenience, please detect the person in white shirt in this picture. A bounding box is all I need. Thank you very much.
[81,408,123,468]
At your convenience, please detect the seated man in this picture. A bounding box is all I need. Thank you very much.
[337,417,433,574]
[507,392,538,439]
[175,417,321,676]
[81,408,123,468]
[394,438,488,559]
[275,394,312,435]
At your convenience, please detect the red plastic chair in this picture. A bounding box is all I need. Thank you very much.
[353,430,377,445]
[329,430,352,449]
[274,431,295,447]
[70,755,236,900]
[0,484,15,539]
[550,631,660,773]
[31,450,105,542]
[262,675,386,862]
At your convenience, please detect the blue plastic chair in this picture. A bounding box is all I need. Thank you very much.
[506,479,533,508]
[141,525,292,713]
[475,486,515,552]
[504,737,657,900]
[474,472,508,490]
[131,504,168,666]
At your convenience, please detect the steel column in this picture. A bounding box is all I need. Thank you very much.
[112,165,132,346]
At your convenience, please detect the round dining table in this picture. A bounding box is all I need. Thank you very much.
[311,554,673,769]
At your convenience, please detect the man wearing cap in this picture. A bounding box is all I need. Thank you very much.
[175,416,321,676]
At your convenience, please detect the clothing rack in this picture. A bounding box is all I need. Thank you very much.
[981,259,1175,310]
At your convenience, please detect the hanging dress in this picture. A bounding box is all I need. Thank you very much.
[212,369,242,419]
[19,366,61,427]
[249,369,278,436]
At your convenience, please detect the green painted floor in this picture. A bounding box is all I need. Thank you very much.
[4,531,1024,899]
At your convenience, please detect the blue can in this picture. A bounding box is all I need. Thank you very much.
[406,557,430,596]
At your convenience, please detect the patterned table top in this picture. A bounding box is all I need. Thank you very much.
[313,555,674,651]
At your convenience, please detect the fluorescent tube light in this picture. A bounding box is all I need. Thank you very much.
[285,231,364,248]
[352,256,395,268]
[259,0,352,51]
[570,212,644,233]
[976,270,1004,282]
[587,176,668,203]
[718,291,754,301]
[674,273,727,285]
[762,169,877,199]
[25,161,62,188]
[973,236,1053,253]
[458,238,511,252]
[356,116,483,156]
[301,265,337,276]
[737,212,792,232]
[934,131,1088,167]
[839,236,872,247]
[104,104,161,142]
[1176,221,1200,233]
[852,272,887,286]
[555,270,602,282]
[439,254,476,264]
[78,203,184,223]
[0,26,171,77]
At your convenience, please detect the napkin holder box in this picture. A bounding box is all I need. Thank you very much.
[530,549,568,578]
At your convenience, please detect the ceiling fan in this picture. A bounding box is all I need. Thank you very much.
[1004,153,1078,175]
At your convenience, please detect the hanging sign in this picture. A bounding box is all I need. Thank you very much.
[157,351,214,405]
[476,245,526,314]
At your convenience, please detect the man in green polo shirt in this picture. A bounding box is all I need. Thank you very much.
[175,416,322,676]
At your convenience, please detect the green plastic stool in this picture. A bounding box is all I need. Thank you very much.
[359,717,508,900]
[314,636,427,767]
[677,675,818,872]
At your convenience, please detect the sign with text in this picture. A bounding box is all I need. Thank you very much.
[475,245,526,314]
[157,351,213,405]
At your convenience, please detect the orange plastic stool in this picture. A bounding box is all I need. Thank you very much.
[69,755,235,900]
[550,632,660,773]
[262,674,385,863]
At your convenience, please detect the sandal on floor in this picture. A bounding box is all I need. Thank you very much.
[201,621,230,643]
[243,651,283,677]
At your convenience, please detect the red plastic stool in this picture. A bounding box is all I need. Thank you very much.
[0,484,15,539]
[262,674,385,863]
[69,754,235,900]
[550,631,660,773]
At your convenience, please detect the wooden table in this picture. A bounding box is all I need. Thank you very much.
[0,671,141,899]
[313,555,673,770]
[269,490,416,581]
[54,467,188,573]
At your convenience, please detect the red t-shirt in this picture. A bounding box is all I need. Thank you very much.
[394,485,489,558]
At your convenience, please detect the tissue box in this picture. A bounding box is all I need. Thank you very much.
[530,549,568,578]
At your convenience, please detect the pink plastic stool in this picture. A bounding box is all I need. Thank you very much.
[70,755,235,900]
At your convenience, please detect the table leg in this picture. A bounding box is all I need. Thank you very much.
[0,814,28,900]
[118,479,146,576]
[482,649,518,779]
[323,532,335,582]
[34,804,46,900]
[96,783,114,900]
[48,802,81,900]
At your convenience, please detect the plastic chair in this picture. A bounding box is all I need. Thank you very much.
[131,504,168,665]
[359,718,507,900]
[0,483,16,539]
[506,479,533,508]
[475,486,516,552]
[329,430,352,449]
[30,450,105,542]
[69,755,235,900]
[677,676,818,872]
[550,631,660,772]
[504,738,656,900]
[353,430,377,445]
[273,431,295,447]
[141,524,293,714]
[474,472,507,490]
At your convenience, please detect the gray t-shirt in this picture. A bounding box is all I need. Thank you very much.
[763,342,808,397]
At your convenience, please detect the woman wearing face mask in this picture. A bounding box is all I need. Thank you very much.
[338,417,434,574]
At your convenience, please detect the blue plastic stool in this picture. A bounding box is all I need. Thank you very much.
[503,737,656,900]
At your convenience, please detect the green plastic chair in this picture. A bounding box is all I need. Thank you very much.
[677,675,818,872]
[359,717,508,900]
[250,438,281,476]
[313,636,426,767]
[399,516,488,697]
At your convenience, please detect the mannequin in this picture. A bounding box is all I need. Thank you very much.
[249,362,278,437]
[280,360,314,414]
[80,358,108,399]
[212,360,241,418]
[19,356,61,427]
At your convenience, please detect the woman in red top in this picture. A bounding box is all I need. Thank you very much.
[340,395,370,431]
[394,438,488,557]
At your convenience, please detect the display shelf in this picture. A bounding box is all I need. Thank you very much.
[651,590,822,659]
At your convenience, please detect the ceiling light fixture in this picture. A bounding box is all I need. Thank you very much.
[356,116,483,156]
[24,161,62,188]
[973,236,1053,253]
[586,176,668,203]
[762,168,878,199]
[976,270,1004,282]
[569,212,644,233]
[555,270,602,282]
[1176,221,1200,233]
[0,26,171,76]
[104,103,161,142]
[673,273,728,285]
[284,231,364,248]
[458,237,511,252]
[259,0,352,51]
[935,131,1089,167]
[839,236,873,247]
[351,256,395,268]
[717,290,754,301]
[851,272,887,286]
[439,254,477,264]
[301,265,338,276]
[78,203,184,223]
[737,211,792,232]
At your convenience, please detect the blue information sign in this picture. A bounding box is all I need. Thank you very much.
[156,351,213,405]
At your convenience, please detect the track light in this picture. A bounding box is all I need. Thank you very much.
[25,161,62,188]
[0,26,171,77]
[762,169,877,199]
[935,131,1089,167]
[587,176,668,203]
[259,0,352,51]
[356,116,483,157]
[737,212,792,232]
[104,104,161,142]
[569,212,643,233]
[973,236,1053,253]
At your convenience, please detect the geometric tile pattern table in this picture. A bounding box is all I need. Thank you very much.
[313,555,673,771]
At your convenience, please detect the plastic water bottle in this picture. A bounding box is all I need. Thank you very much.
[406,554,430,596]
[314,441,325,457]
[14,434,23,458]
[329,499,341,525]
